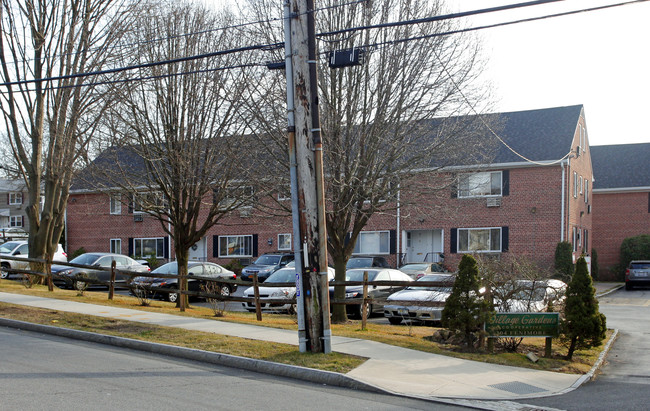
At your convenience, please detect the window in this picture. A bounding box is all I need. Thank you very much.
[110,194,121,215]
[219,235,253,258]
[572,227,581,253]
[458,171,502,198]
[278,233,291,251]
[353,231,390,255]
[277,186,290,201]
[214,186,255,209]
[457,228,502,253]
[110,238,122,254]
[131,192,167,214]
[584,180,589,203]
[8,192,22,205]
[573,172,578,198]
[583,230,589,254]
[579,176,583,194]
[10,215,23,227]
[133,238,165,258]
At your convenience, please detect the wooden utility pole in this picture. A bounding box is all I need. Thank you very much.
[286,0,331,353]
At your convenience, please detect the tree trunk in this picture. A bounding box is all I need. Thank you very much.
[175,248,189,312]
[331,254,348,323]
[566,335,578,360]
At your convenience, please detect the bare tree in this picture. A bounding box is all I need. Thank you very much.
[0,0,133,287]
[87,0,261,311]
[242,0,499,322]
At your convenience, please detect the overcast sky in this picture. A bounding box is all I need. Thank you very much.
[445,0,650,147]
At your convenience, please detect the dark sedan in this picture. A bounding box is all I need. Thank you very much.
[52,253,150,290]
[131,261,237,303]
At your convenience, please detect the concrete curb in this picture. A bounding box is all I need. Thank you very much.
[595,284,624,298]
[0,317,383,394]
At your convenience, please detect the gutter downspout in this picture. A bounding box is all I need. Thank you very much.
[560,159,567,242]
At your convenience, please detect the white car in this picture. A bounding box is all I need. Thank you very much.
[491,279,567,313]
[242,262,335,314]
[383,274,455,325]
[1,240,67,279]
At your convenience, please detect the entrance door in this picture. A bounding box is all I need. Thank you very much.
[404,229,443,263]
[189,237,207,261]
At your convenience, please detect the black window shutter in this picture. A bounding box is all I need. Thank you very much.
[163,237,169,259]
[252,234,258,257]
[213,236,219,258]
[451,180,458,198]
[389,230,397,254]
[501,226,509,252]
[502,170,510,196]
[450,228,457,254]
[128,197,134,214]
[128,238,133,257]
[344,232,352,246]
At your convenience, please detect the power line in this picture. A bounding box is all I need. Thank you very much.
[317,0,568,37]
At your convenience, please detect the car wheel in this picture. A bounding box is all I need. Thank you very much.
[288,303,297,315]
[168,291,179,303]
[219,284,231,297]
[625,282,633,291]
[388,317,403,325]
[0,264,9,279]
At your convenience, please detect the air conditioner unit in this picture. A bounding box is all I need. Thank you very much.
[133,214,143,222]
[486,197,502,207]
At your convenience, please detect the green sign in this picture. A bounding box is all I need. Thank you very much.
[486,312,560,338]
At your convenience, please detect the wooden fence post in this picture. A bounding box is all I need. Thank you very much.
[361,271,368,330]
[108,260,116,300]
[253,273,262,321]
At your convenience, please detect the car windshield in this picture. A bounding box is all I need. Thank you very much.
[152,262,179,274]
[254,255,281,265]
[69,253,102,265]
[408,274,454,291]
[265,269,295,283]
[345,269,378,281]
[0,242,20,253]
[346,258,373,269]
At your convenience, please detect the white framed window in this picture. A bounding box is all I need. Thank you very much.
[131,192,167,214]
[277,186,290,201]
[572,227,581,253]
[8,192,22,205]
[457,227,502,253]
[584,180,589,203]
[278,233,291,251]
[458,171,502,198]
[110,194,121,215]
[110,238,122,254]
[573,172,578,198]
[218,235,253,258]
[133,237,165,258]
[580,176,583,194]
[214,186,255,209]
[10,215,23,227]
[353,231,390,255]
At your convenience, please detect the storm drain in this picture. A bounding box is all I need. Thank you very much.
[488,381,547,395]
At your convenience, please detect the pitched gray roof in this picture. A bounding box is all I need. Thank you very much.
[486,105,583,164]
[591,143,650,190]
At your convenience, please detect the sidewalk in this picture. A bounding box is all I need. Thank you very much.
[0,284,620,405]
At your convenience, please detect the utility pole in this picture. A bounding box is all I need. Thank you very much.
[285,0,331,353]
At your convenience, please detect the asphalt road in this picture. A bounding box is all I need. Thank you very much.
[511,286,650,411]
[0,326,464,411]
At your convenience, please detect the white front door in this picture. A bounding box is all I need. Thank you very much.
[189,237,206,261]
[404,229,443,263]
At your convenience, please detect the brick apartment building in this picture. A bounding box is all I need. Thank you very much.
[0,179,29,239]
[591,143,650,280]
[66,105,596,273]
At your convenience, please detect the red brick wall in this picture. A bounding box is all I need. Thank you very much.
[592,191,650,280]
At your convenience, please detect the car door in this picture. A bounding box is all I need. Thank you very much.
[372,270,392,300]
[93,256,114,282]
[187,264,204,292]
[12,243,30,270]
[112,256,132,283]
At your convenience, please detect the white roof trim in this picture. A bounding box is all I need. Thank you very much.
[593,186,650,194]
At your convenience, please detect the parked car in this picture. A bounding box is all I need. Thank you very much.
[491,279,567,312]
[398,262,447,280]
[240,253,294,282]
[383,273,456,325]
[625,260,650,290]
[51,253,149,290]
[330,268,413,318]
[1,241,67,279]
[346,256,390,269]
[242,262,335,314]
[131,261,237,302]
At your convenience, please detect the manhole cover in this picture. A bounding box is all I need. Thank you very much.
[488,381,547,395]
